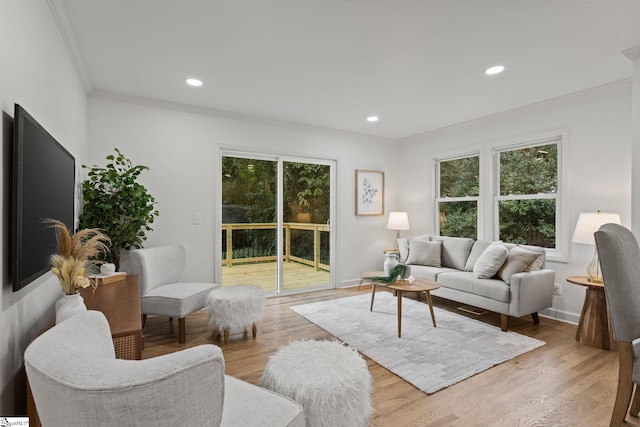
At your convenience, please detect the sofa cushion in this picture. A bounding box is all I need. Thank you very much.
[429,236,474,270]
[437,271,511,303]
[406,239,442,267]
[406,265,458,282]
[464,240,494,271]
[497,245,543,284]
[473,242,508,279]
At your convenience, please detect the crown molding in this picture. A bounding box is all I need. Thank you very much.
[623,45,640,61]
[47,0,93,93]
[400,79,632,143]
[89,90,396,143]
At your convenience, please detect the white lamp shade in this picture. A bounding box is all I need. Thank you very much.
[572,211,621,245]
[387,212,410,231]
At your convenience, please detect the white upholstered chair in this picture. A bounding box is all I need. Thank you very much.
[594,223,640,426]
[25,310,305,427]
[129,244,218,343]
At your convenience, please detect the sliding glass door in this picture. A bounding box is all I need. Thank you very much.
[220,152,334,294]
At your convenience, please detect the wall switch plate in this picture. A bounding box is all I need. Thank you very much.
[193,212,201,225]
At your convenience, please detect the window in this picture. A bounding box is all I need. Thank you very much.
[495,141,558,248]
[433,132,565,260]
[436,155,479,239]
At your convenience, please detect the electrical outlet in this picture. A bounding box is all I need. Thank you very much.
[553,283,562,296]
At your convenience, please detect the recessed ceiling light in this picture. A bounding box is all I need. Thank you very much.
[484,65,505,76]
[366,116,379,122]
[186,78,203,87]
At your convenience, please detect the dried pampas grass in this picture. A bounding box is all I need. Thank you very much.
[45,219,110,294]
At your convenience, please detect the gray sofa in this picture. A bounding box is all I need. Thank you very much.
[398,235,555,331]
[25,311,305,427]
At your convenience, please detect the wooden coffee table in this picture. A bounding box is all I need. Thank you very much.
[364,274,440,338]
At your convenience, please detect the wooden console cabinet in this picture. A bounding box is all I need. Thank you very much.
[27,275,142,425]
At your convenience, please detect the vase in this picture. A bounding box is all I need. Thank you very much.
[55,293,87,324]
[100,263,116,275]
[383,253,399,276]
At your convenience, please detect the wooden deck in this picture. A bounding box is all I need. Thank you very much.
[221,261,330,292]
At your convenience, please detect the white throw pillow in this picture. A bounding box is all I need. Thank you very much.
[406,240,442,267]
[473,242,508,279]
[497,246,542,284]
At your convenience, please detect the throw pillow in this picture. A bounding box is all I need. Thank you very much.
[430,236,475,270]
[473,242,508,279]
[497,246,542,284]
[406,239,442,267]
[397,238,409,263]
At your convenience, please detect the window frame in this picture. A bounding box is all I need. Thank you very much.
[491,134,566,261]
[435,152,482,238]
[432,130,568,263]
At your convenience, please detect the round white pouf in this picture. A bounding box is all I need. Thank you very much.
[259,340,373,427]
[205,285,265,344]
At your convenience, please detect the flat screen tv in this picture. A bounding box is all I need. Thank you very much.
[12,104,75,291]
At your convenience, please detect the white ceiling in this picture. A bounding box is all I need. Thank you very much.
[55,0,640,140]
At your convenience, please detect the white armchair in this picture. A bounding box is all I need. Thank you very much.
[129,243,218,342]
[25,311,305,426]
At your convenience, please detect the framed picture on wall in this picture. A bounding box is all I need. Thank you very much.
[355,169,384,216]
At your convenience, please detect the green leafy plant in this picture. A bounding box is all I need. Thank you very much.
[361,264,407,285]
[78,148,159,269]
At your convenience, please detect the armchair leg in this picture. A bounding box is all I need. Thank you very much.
[178,318,186,343]
[630,385,640,416]
[531,312,540,324]
[611,341,634,426]
[500,314,508,332]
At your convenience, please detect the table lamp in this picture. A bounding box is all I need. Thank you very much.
[387,211,410,250]
[571,211,621,283]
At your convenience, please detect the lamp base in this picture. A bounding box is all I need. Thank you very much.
[586,249,603,283]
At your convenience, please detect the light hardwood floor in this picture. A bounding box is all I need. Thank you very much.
[142,286,637,426]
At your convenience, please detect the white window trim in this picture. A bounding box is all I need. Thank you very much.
[490,132,567,262]
[432,129,569,263]
[434,152,481,237]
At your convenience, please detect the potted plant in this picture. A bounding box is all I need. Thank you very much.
[78,148,159,270]
[46,219,110,323]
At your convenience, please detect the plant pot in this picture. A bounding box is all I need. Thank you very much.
[100,263,116,275]
[55,293,87,324]
[383,253,399,276]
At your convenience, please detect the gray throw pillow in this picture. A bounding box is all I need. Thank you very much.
[406,239,442,267]
[430,236,475,270]
[473,242,508,279]
[497,245,542,284]
[397,238,409,264]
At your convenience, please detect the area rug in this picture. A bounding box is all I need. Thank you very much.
[291,293,545,394]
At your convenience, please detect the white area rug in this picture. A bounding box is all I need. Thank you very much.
[291,292,545,394]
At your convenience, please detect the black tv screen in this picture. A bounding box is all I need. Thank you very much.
[12,104,75,291]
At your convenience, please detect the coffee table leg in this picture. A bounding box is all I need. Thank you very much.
[425,291,436,327]
[370,284,376,311]
[397,290,403,338]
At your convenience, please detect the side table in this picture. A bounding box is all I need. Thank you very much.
[566,275,616,351]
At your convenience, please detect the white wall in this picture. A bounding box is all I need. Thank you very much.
[87,96,398,287]
[398,82,632,323]
[0,0,88,415]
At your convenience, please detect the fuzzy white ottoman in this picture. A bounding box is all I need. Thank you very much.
[259,340,373,427]
[205,285,265,344]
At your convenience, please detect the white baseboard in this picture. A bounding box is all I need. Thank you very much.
[539,307,579,326]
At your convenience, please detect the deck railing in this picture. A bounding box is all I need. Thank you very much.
[222,222,330,271]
